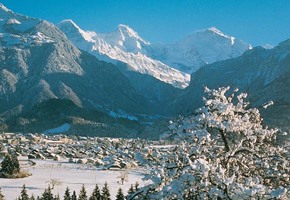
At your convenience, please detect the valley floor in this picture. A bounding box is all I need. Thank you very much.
[0,159,147,199]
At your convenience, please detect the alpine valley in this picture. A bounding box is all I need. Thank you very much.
[0,4,289,140]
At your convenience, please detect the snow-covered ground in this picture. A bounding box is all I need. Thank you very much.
[0,159,147,199]
[43,123,71,134]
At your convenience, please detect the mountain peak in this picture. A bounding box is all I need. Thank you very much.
[261,44,274,49]
[0,3,11,12]
[200,27,238,45]
[115,24,150,45]
[58,19,96,43]
[118,24,131,29]
[58,19,80,29]
[117,24,137,35]
[207,27,227,37]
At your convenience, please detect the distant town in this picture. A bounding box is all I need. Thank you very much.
[0,132,173,169]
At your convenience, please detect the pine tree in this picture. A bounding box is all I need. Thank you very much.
[142,191,150,200]
[11,154,20,172]
[101,182,110,200]
[134,182,139,191]
[0,188,4,200]
[0,154,20,177]
[54,194,60,200]
[40,186,54,200]
[29,195,35,200]
[127,184,135,196]
[19,184,29,200]
[89,184,101,200]
[71,191,77,200]
[78,185,87,200]
[115,188,125,200]
[63,187,71,200]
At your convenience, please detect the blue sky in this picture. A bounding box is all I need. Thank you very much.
[1,0,290,46]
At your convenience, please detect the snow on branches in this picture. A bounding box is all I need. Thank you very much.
[137,87,289,200]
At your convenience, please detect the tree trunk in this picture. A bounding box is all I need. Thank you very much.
[219,129,230,152]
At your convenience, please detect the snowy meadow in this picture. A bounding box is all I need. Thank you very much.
[0,159,146,199]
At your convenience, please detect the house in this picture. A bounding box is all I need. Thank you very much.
[0,147,8,157]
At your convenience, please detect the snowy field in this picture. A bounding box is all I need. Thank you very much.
[0,159,147,199]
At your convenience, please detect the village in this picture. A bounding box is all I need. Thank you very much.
[0,132,175,170]
[0,132,178,199]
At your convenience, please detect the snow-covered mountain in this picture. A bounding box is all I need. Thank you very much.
[147,27,252,73]
[0,3,161,136]
[171,38,290,133]
[58,20,251,78]
[99,24,150,54]
[0,3,152,111]
[0,4,55,47]
[58,20,190,89]
[2,3,289,138]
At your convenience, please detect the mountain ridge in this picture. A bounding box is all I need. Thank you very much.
[58,19,191,89]
[58,19,251,88]
[171,38,290,134]
[0,4,164,137]
[1,3,289,140]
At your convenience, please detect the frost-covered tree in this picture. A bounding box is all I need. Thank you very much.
[89,184,101,200]
[0,188,4,200]
[136,87,289,200]
[117,171,128,185]
[101,182,110,200]
[48,179,62,190]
